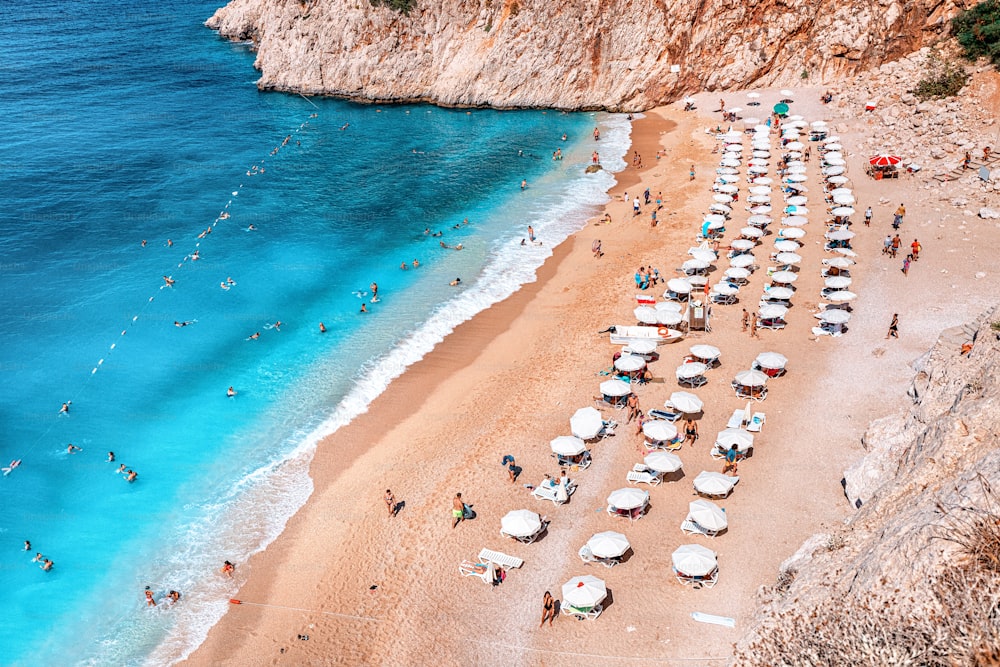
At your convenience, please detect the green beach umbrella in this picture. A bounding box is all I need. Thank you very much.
[772,102,789,115]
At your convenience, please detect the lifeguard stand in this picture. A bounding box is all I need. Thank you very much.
[686,299,712,333]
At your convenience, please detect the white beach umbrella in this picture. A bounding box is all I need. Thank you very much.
[784,173,808,183]
[694,471,738,497]
[587,532,631,559]
[770,271,798,284]
[824,143,843,152]
[728,106,743,113]
[763,286,795,301]
[643,420,678,443]
[633,306,659,324]
[713,193,734,203]
[501,509,541,537]
[688,500,728,533]
[716,184,738,194]
[550,435,587,457]
[571,407,604,440]
[734,369,769,387]
[779,227,806,239]
[667,278,693,294]
[682,259,713,274]
[785,206,810,217]
[755,351,788,370]
[747,214,771,226]
[752,150,771,159]
[614,355,646,373]
[749,185,771,195]
[645,450,683,473]
[785,195,808,207]
[747,92,761,99]
[600,379,631,397]
[747,194,771,204]
[667,391,704,414]
[786,162,807,172]
[750,205,772,214]
[824,290,857,303]
[833,247,858,257]
[819,309,852,324]
[626,339,657,355]
[723,130,743,141]
[824,276,852,289]
[690,344,721,360]
[824,153,844,162]
[724,267,751,281]
[826,229,855,241]
[774,240,800,252]
[607,487,648,510]
[752,178,774,187]
[758,304,789,319]
[786,141,805,151]
[827,175,849,184]
[822,166,846,176]
[811,120,828,128]
[718,173,740,183]
[775,252,802,265]
[672,544,718,577]
[748,165,769,174]
[657,310,684,326]
[716,428,754,452]
[781,216,808,227]
[829,187,852,196]
[741,227,765,239]
[823,257,855,268]
[562,575,607,608]
[833,194,855,205]
[729,254,756,269]
[711,282,739,296]
[824,157,846,167]
[718,166,738,175]
[785,182,808,192]
[730,239,756,251]
[709,204,732,215]
[720,158,740,168]
[822,135,841,144]
[830,206,855,217]
[655,301,683,312]
[676,362,708,380]
[690,249,717,263]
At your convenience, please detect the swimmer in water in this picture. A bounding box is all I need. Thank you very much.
[521,179,527,190]
[360,303,367,314]
[116,464,126,474]
[190,250,200,261]
[226,277,236,286]
[174,321,195,327]
[432,231,442,237]
[318,322,327,333]
[412,259,420,268]
[220,282,230,291]
[219,212,230,220]
[141,240,147,248]
[107,451,115,462]
[24,541,31,551]
[340,122,349,130]
[167,239,173,246]
[125,470,137,483]
[562,133,567,141]
[67,444,81,454]
[247,332,260,340]
[163,276,175,287]
[3,459,21,476]
[168,590,181,603]
[400,262,408,270]
[146,587,156,606]
[227,386,237,397]
[424,228,430,235]
[454,243,463,251]
[33,552,44,562]
[60,401,71,414]
[450,278,462,286]
[41,559,54,572]
[247,224,256,231]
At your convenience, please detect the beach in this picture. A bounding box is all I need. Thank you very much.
[185,83,1000,665]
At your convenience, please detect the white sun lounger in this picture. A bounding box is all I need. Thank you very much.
[532,479,576,504]
[478,549,523,570]
[674,567,719,588]
[562,603,604,620]
[747,412,766,432]
[627,470,662,486]
[459,559,496,584]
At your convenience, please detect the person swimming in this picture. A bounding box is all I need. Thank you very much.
[450,278,461,286]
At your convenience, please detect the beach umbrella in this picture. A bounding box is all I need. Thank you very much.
[833,194,855,205]
[775,252,802,265]
[750,205,772,214]
[784,206,810,215]
[774,240,800,252]
[769,271,798,285]
[829,187,852,195]
[833,247,858,257]
[716,428,754,452]
[731,240,756,252]
[690,249,717,263]
[501,509,541,538]
[716,184,738,194]
[826,229,855,241]
[749,185,771,195]
[676,362,708,380]
[672,544,718,577]
[682,259,712,273]
[645,450,683,473]
[690,344,721,361]
[827,176,850,186]
[784,174,807,183]
[747,92,760,99]
[735,369,769,387]
[831,206,855,217]
[755,351,788,370]
[819,309,851,324]
[763,286,795,301]
[729,254,756,269]
[786,141,805,151]
[718,166,738,175]
[711,282,739,297]
[724,144,743,153]
[724,267,751,281]
[625,339,657,355]
[587,532,631,559]
[633,306,659,324]
[614,355,645,373]
[747,195,771,204]
[773,103,789,115]
[824,276,852,289]
[779,227,806,239]
[694,471,738,497]
[728,107,743,114]
[752,176,774,185]
[784,182,808,192]
[657,310,683,326]
[718,173,739,183]
[655,301,683,312]
[824,143,843,151]
[781,216,808,228]
[758,304,789,319]
[713,193,734,203]
[785,195,808,206]
[720,158,741,168]
[822,166,845,176]
[688,500,728,533]
[667,278,693,294]
[869,154,901,167]
[824,257,854,268]
[643,420,678,443]
[752,150,771,159]
[810,119,827,128]
[667,391,703,414]
[600,379,631,398]
[562,575,607,608]
[571,407,604,440]
[824,290,857,303]
[723,130,742,141]
[786,163,807,172]
[824,157,846,167]
[550,435,587,457]
[747,214,771,226]
[709,203,732,215]
[607,487,648,510]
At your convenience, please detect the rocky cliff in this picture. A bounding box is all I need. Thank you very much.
[733,307,1000,665]
[206,0,969,110]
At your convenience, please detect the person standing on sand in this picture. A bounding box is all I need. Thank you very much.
[689,165,695,181]
[911,239,921,260]
[633,197,640,216]
[750,314,759,339]
[501,455,517,483]
[384,489,396,517]
[722,444,739,475]
[452,493,465,528]
[864,206,872,227]
[626,393,640,423]
[741,308,750,332]
[890,234,901,258]
[902,255,911,276]
[886,314,899,339]
[541,591,555,627]
[683,419,699,448]
[883,235,892,255]
[592,239,602,258]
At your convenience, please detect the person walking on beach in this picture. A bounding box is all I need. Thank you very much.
[722,444,739,475]
[540,591,556,627]
[890,234,901,258]
[683,419,699,447]
[689,165,695,181]
[384,489,396,517]
[452,493,465,528]
[902,255,911,276]
[883,235,892,255]
[749,314,759,339]
[633,197,641,216]
[501,455,518,483]
[893,204,905,229]
[527,225,535,242]
[626,393,640,423]
[886,313,899,340]
[221,560,235,578]
[911,239,921,260]
[741,308,750,332]
[145,587,156,607]
[864,206,872,227]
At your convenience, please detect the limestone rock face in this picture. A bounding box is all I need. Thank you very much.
[205,0,964,110]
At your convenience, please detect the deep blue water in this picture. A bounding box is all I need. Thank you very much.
[0,2,630,664]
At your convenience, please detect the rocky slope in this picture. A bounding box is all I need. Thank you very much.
[734,307,1000,664]
[205,0,967,110]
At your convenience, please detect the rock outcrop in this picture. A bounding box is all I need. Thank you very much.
[735,307,1000,664]
[206,0,966,110]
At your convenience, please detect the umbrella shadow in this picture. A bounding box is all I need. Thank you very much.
[663,469,687,484]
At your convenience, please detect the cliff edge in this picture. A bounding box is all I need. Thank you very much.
[206,0,966,110]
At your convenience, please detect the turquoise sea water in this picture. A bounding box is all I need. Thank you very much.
[0,2,630,664]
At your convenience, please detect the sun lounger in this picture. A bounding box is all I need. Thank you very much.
[674,567,719,589]
[726,409,745,429]
[579,544,619,569]
[562,603,604,620]
[627,470,662,486]
[478,549,523,570]
[459,559,495,584]
[532,479,576,505]
[649,408,681,422]
[681,519,711,537]
[747,412,766,432]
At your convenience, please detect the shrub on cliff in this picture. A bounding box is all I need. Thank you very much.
[953,1,1000,65]
[369,0,415,14]
[910,51,969,100]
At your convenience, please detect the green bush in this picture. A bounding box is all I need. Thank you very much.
[953,1,1000,65]
[910,51,969,100]
[369,0,416,14]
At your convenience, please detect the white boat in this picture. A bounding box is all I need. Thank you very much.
[609,325,684,346]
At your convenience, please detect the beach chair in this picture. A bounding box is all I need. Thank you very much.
[681,519,711,537]
[459,559,496,584]
[649,408,681,422]
[733,383,767,402]
[532,479,575,505]
[747,412,766,432]
[757,317,786,330]
[674,567,719,589]
[726,409,746,429]
[478,549,523,570]
[555,452,592,471]
[562,603,603,620]
[627,470,662,486]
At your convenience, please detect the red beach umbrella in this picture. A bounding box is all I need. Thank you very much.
[869,155,901,167]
